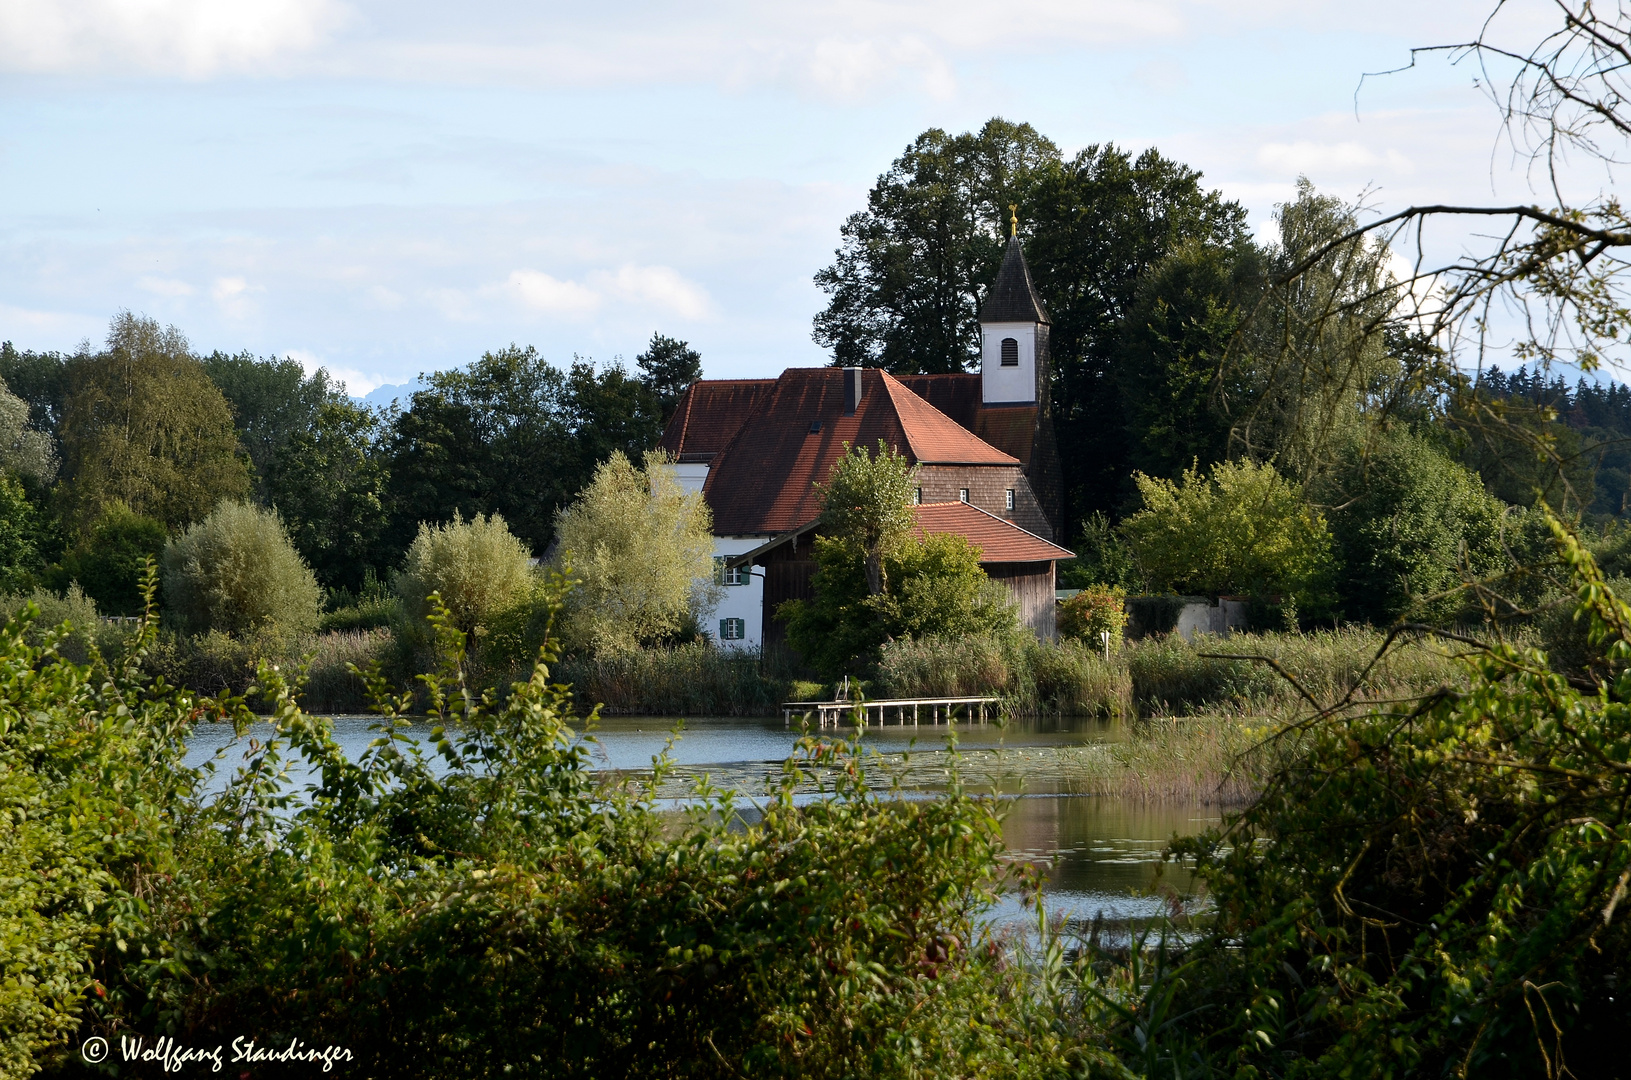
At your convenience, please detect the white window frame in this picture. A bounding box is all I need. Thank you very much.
[959,488,969,503]
[1005,488,1015,511]
[719,617,746,640]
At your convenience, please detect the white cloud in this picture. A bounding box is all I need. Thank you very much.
[211,276,260,319]
[595,264,713,321]
[502,270,602,318]
[0,0,349,76]
[286,347,382,395]
[137,276,194,297]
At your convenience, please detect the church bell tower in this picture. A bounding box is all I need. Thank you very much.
[979,207,1050,407]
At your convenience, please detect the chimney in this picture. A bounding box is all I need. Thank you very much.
[843,366,864,415]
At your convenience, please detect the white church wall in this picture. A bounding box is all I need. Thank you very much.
[675,462,709,495]
[981,322,1037,404]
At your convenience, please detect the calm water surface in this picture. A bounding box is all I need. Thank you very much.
[185,713,1216,925]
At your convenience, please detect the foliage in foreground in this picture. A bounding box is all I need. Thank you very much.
[0,576,1080,1080]
[1128,514,1629,1077]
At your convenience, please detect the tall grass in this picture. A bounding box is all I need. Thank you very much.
[1126,627,1466,716]
[875,634,1131,717]
[875,627,1467,718]
[556,643,799,715]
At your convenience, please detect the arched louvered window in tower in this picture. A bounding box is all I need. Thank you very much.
[1000,338,1019,366]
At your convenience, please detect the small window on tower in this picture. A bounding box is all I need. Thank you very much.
[1000,337,1019,366]
[959,488,969,503]
[1005,488,1015,511]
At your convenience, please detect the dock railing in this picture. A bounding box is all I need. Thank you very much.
[781,695,1001,729]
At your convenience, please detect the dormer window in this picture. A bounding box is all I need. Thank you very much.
[1000,338,1019,366]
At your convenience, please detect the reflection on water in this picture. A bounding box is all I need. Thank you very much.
[184,713,1215,927]
[993,795,1214,926]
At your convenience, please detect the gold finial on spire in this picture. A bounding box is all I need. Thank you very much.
[1009,203,1019,237]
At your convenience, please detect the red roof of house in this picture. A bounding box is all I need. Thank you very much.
[702,367,1017,535]
[913,501,1073,563]
[890,374,1039,466]
[659,379,775,462]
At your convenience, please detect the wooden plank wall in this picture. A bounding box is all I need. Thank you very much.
[984,561,1057,640]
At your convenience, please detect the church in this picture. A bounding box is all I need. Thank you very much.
[659,230,1072,649]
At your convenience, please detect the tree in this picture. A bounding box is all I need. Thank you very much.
[1028,145,1249,518]
[0,475,47,593]
[50,503,169,616]
[267,400,391,593]
[1120,459,1334,610]
[161,501,321,637]
[817,441,919,596]
[57,313,249,529]
[813,119,1059,374]
[813,124,1248,523]
[395,511,534,639]
[0,341,71,441]
[553,450,717,656]
[781,532,1017,678]
[1314,431,1509,625]
[1115,240,1259,482]
[635,333,702,424]
[0,375,57,482]
[200,350,346,497]
[382,347,662,562]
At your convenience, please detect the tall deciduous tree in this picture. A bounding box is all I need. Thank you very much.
[813,119,1058,374]
[813,123,1248,522]
[57,313,249,529]
[200,350,346,498]
[266,400,391,593]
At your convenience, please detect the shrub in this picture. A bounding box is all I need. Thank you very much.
[0,584,125,664]
[1316,431,1509,625]
[1154,518,1630,1075]
[396,511,533,637]
[783,533,1020,678]
[1120,458,1334,610]
[1057,584,1128,649]
[161,500,321,637]
[553,450,716,657]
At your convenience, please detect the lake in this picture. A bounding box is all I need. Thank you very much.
[184,712,1217,928]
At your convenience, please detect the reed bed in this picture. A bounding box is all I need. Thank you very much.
[556,642,797,716]
[875,634,1132,717]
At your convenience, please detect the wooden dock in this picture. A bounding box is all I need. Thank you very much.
[782,696,1001,728]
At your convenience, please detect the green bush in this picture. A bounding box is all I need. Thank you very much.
[1120,458,1335,610]
[0,584,125,664]
[1057,584,1128,648]
[396,511,533,638]
[161,500,321,637]
[1317,431,1509,624]
[0,594,1049,1079]
[1145,518,1630,1075]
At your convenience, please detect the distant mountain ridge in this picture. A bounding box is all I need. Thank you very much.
[357,378,427,410]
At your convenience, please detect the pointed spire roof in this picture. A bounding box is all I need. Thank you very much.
[979,234,1050,325]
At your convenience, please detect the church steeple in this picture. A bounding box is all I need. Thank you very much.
[978,232,1049,405]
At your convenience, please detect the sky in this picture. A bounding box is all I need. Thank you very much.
[0,0,1593,397]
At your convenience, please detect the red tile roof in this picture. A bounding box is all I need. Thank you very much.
[913,501,1073,564]
[894,373,980,428]
[658,379,775,462]
[701,368,1016,535]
